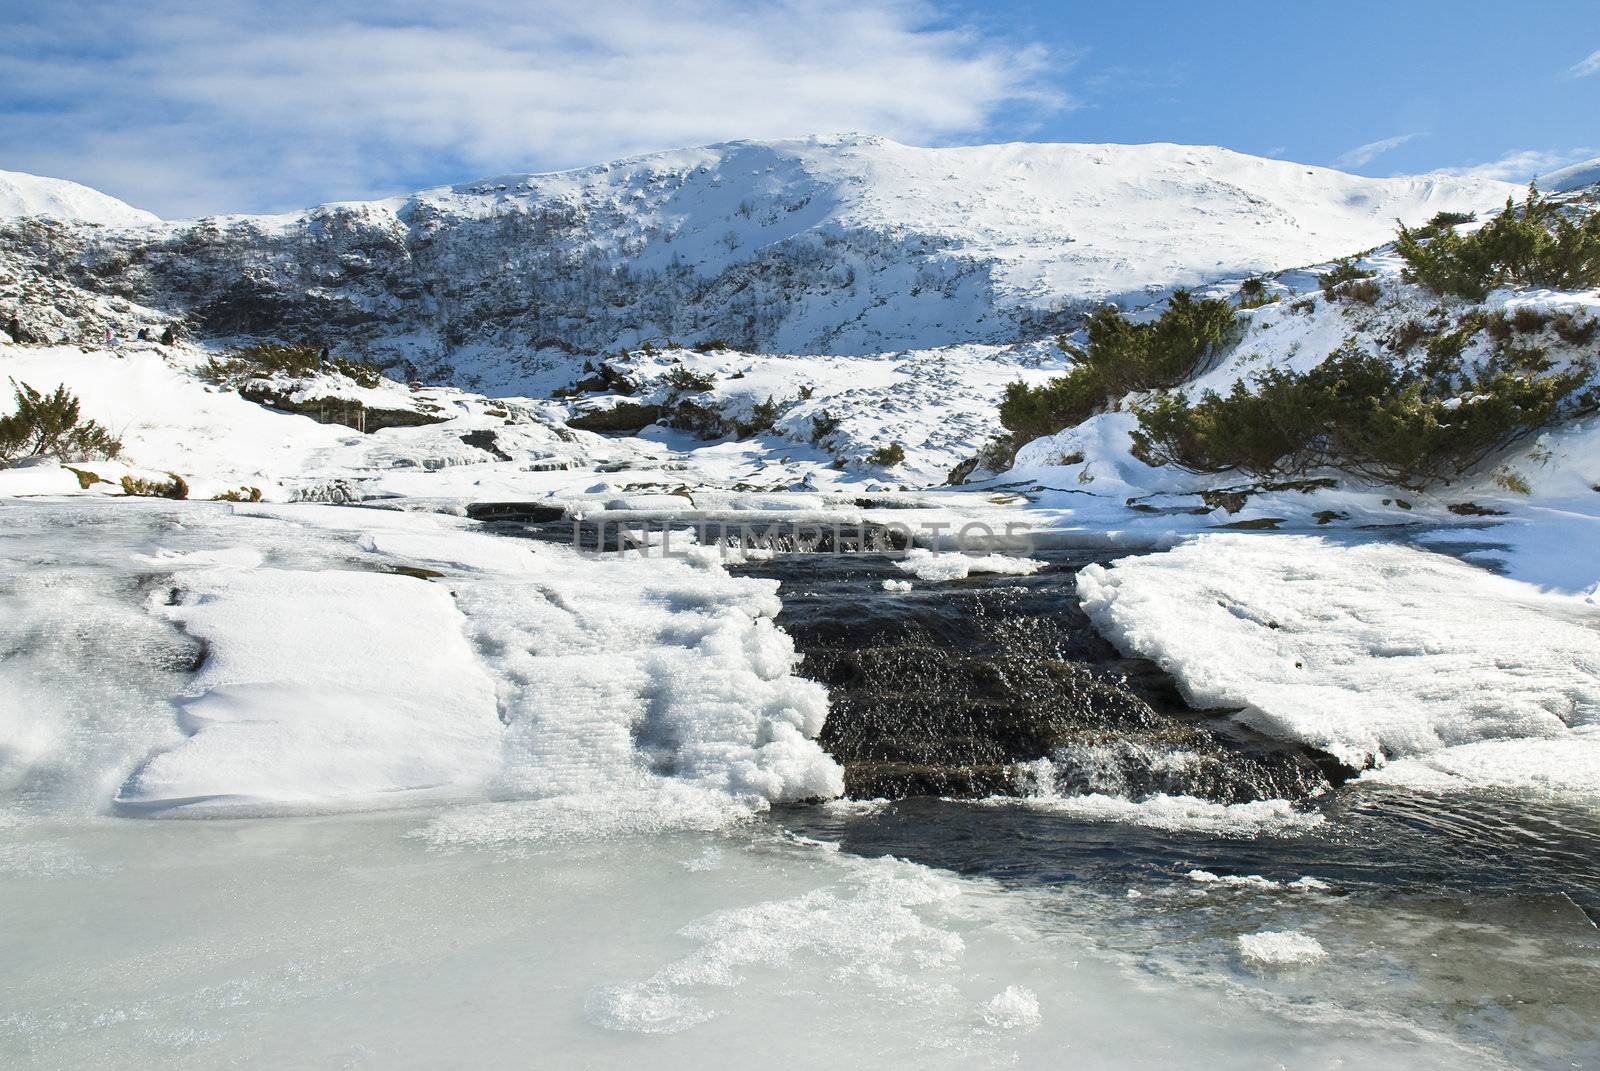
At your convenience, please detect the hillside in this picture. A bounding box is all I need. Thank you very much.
[0,136,1514,393]
[0,169,159,227]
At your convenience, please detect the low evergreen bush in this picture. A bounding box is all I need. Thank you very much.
[201,343,383,389]
[1396,186,1600,301]
[867,442,906,467]
[0,381,122,467]
[1131,341,1597,489]
[998,292,1236,445]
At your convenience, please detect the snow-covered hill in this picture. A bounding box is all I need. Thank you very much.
[0,169,159,227]
[0,136,1514,391]
[1539,155,1600,193]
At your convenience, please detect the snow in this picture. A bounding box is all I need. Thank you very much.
[0,136,1517,380]
[1237,930,1328,967]
[114,566,505,815]
[1078,534,1600,793]
[0,169,159,227]
[0,499,840,820]
[1537,155,1600,193]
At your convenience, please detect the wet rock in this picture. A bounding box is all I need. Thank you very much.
[736,552,1334,803]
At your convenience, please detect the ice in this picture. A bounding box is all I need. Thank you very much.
[894,548,1045,582]
[979,985,1042,1029]
[115,565,505,815]
[2,500,841,820]
[0,812,1527,1070]
[585,853,967,1035]
[985,791,1325,836]
[1078,535,1600,793]
[1237,930,1329,968]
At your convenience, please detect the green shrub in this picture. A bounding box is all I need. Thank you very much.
[1318,258,1376,299]
[1396,186,1600,301]
[1237,277,1281,310]
[212,486,263,502]
[810,411,842,444]
[661,365,715,393]
[1510,306,1550,334]
[1334,278,1382,305]
[1131,341,1598,489]
[0,381,122,468]
[1428,210,1477,229]
[1407,211,1478,241]
[692,338,732,352]
[201,343,383,389]
[867,442,906,467]
[665,398,730,438]
[1553,311,1598,345]
[734,396,782,437]
[998,292,1236,444]
[121,473,189,499]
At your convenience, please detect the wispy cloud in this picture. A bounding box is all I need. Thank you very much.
[1566,48,1600,78]
[1333,133,1420,170]
[0,0,1068,217]
[1437,147,1598,183]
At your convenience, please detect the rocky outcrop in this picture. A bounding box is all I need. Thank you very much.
[735,552,1340,802]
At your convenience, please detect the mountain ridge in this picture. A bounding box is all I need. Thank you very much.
[0,136,1518,392]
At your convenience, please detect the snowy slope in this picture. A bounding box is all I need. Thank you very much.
[1537,155,1600,193]
[0,169,159,227]
[0,136,1515,391]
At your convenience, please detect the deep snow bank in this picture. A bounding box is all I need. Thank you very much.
[1078,535,1600,793]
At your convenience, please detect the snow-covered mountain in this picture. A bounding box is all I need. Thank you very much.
[0,169,159,227]
[1539,155,1600,193]
[0,135,1515,391]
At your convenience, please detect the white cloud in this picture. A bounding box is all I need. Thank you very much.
[1436,147,1599,183]
[0,0,1068,217]
[1566,48,1600,78]
[1333,133,1420,170]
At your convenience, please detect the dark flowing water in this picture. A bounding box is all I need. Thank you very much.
[730,550,1600,917]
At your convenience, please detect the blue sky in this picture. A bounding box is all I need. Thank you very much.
[1,0,1595,217]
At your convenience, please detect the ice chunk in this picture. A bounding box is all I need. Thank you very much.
[895,548,1044,582]
[1078,535,1600,794]
[986,792,1324,836]
[1237,929,1328,967]
[980,985,1042,1029]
